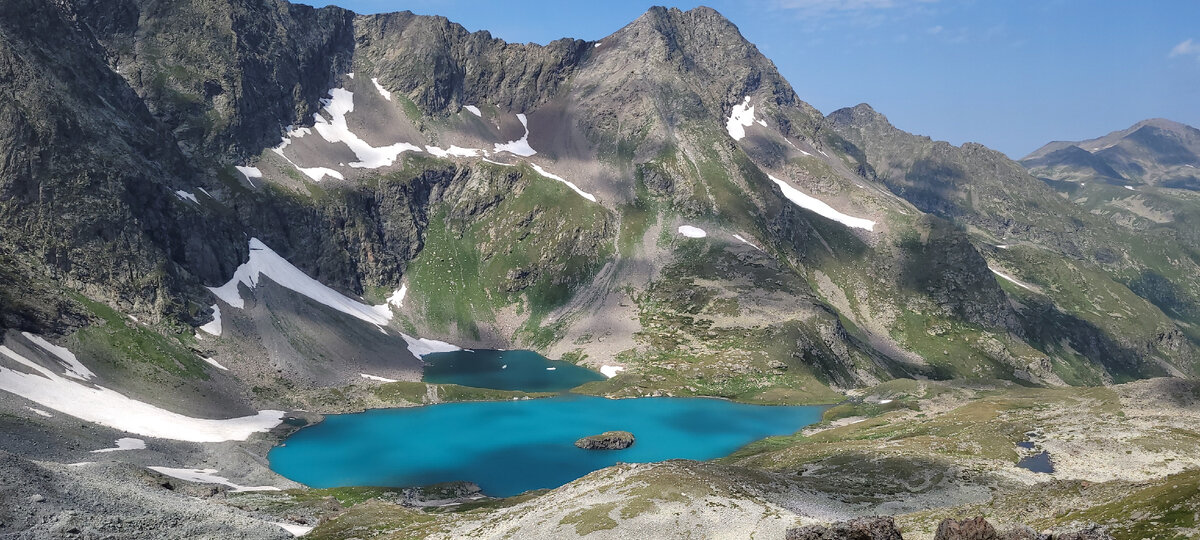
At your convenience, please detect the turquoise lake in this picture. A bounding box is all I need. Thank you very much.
[269,395,823,497]
[421,349,606,392]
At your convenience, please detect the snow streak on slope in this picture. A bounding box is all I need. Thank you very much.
[92,437,146,453]
[530,164,597,202]
[768,175,876,231]
[0,339,283,442]
[726,96,757,140]
[208,238,393,325]
[148,467,280,492]
[208,239,459,358]
[677,225,707,238]
[494,114,537,156]
[198,304,222,336]
[370,77,391,100]
[313,88,421,168]
[21,333,93,380]
[464,105,482,117]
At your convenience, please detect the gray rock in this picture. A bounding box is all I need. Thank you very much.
[574,431,635,450]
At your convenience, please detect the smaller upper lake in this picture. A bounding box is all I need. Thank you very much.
[422,349,605,392]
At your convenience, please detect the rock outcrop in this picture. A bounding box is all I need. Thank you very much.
[574,431,635,450]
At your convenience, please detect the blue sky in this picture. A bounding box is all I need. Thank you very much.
[309,0,1199,158]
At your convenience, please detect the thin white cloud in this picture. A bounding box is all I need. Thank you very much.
[1169,38,1200,60]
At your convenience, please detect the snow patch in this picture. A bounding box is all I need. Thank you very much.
[148,467,280,492]
[208,238,394,326]
[600,366,624,378]
[768,175,875,231]
[387,284,407,308]
[677,225,707,238]
[92,437,146,453]
[346,72,354,79]
[878,399,893,404]
[198,304,222,336]
[174,190,198,204]
[1124,185,1135,191]
[360,373,398,383]
[370,77,391,101]
[493,114,536,156]
[426,145,480,158]
[464,105,482,117]
[725,96,757,140]
[481,158,513,166]
[401,334,461,358]
[732,233,764,251]
[991,268,1034,291]
[21,333,94,381]
[235,166,262,187]
[313,88,421,168]
[202,357,229,371]
[530,163,597,202]
[27,406,52,418]
[273,522,314,537]
[0,339,282,442]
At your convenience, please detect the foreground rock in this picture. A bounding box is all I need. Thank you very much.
[574,431,635,450]
[786,517,1114,540]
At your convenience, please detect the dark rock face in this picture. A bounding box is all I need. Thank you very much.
[574,431,635,450]
[786,516,903,540]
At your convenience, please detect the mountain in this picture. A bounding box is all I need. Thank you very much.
[1,1,1198,538]
[1023,119,1200,190]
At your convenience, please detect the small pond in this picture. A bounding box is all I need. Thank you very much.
[421,349,606,392]
[269,395,823,497]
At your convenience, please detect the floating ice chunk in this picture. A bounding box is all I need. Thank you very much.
[600,365,625,378]
[21,333,94,381]
[725,96,757,140]
[0,339,283,442]
[464,105,482,117]
[360,373,398,383]
[677,225,707,238]
[387,284,407,308]
[529,164,597,202]
[494,113,537,156]
[768,175,876,231]
[148,467,280,492]
[312,88,420,169]
[198,304,222,336]
[174,190,198,204]
[546,367,557,371]
[208,239,394,326]
[426,145,480,158]
[202,357,229,371]
[370,77,391,101]
[92,437,146,453]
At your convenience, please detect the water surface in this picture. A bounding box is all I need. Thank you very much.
[422,349,605,392]
[270,395,823,496]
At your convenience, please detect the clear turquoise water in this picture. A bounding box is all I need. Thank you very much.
[269,395,823,497]
[421,349,606,392]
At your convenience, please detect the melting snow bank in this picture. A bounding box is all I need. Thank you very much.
[198,304,222,336]
[174,190,198,204]
[464,105,482,117]
[402,334,461,357]
[768,175,876,231]
[360,373,398,383]
[0,339,283,442]
[677,225,707,238]
[990,268,1035,291]
[92,437,146,453]
[314,88,421,168]
[202,357,229,371]
[148,467,280,492]
[370,77,391,101]
[22,333,93,380]
[494,113,536,156]
[530,164,597,202]
[235,166,262,186]
[27,407,52,417]
[426,145,480,158]
[725,96,757,140]
[732,233,764,251]
[273,522,314,537]
[600,365,625,378]
[209,238,462,358]
[208,238,394,326]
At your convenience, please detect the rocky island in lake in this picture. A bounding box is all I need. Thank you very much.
[574,431,635,450]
